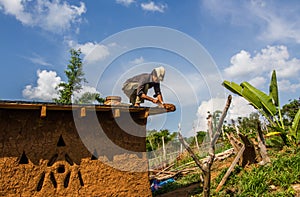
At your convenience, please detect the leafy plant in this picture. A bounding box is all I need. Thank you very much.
[223,70,300,146]
[54,49,87,104]
[54,49,104,104]
[146,129,177,152]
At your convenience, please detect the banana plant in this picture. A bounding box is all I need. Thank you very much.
[222,70,300,146]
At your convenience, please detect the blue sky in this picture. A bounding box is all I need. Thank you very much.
[1,0,300,136]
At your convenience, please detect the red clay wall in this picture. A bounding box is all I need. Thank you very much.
[0,105,152,196]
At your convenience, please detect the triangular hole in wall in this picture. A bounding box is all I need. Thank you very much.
[57,134,66,147]
[19,151,29,164]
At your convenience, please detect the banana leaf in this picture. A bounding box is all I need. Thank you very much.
[265,132,281,137]
[290,109,300,138]
[241,82,277,116]
[269,70,279,107]
[222,81,243,96]
[239,86,263,110]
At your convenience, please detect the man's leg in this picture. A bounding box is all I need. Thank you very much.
[130,89,137,106]
[122,82,139,105]
[134,84,149,106]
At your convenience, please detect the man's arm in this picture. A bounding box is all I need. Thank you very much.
[156,94,164,105]
[140,93,164,107]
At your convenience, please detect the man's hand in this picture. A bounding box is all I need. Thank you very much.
[152,99,164,108]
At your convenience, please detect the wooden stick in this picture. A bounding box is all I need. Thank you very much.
[178,133,205,172]
[216,145,245,192]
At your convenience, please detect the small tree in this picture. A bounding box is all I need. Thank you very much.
[178,95,232,197]
[54,49,87,104]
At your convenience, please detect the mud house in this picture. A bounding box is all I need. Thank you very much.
[0,101,171,196]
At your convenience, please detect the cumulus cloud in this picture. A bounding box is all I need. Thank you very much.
[22,69,102,102]
[0,0,32,24]
[116,0,135,7]
[0,0,86,33]
[68,41,110,64]
[22,70,61,101]
[195,96,256,132]
[248,76,266,87]
[141,1,166,13]
[223,45,300,92]
[278,80,300,93]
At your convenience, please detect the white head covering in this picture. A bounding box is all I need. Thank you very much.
[154,66,165,81]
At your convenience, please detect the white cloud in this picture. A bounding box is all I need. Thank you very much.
[278,80,300,93]
[141,1,166,13]
[224,45,292,78]
[0,0,32,24]
[24,53,52,66]
[22,69,102,102]
[195,96,256,132]
[68,41,110,64]
[202,0,300,43]
[22,70,61,101]
[38,1,86,33]
[223,45,300,92]
[116,0,135,7]
[129,56,144,65]
[253,3,300,43]
[0,0,86,33]
[248,76,266,87]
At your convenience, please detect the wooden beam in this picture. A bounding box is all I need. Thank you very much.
[40,105,47,117]
[113,109,120,118]
[80,107,86,117]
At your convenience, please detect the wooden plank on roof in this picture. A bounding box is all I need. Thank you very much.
[80,107,86,117]
[41,105,47,117]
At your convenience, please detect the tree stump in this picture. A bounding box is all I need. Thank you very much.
[238,133,257,167]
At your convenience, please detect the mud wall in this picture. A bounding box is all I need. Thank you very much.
[0,105,151,197]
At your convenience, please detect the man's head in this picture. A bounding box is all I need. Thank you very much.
[151,66,165,82]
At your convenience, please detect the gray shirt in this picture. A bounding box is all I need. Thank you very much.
[124,73,162,97]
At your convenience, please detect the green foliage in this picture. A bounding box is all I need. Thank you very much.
[189,131,207,147]
[223,70,300,146]
[238,112,260,137]
[282,98,300,125]
[74,92,105,104]
[54,49,87,104]
[146,129,177,152]
[223,74,278,127]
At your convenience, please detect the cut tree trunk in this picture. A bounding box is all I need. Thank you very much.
[238,134,257,167]
[257,123,271,165]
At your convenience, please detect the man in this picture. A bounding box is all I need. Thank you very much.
[122,66,165,107]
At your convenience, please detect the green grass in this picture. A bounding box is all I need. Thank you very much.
[211,147,300,197]
[155,146,300,197]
